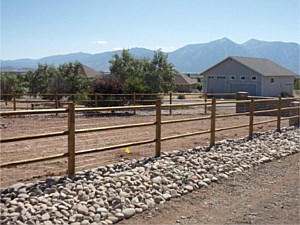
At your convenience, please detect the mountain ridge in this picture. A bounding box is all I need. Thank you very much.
[1,38,299,74]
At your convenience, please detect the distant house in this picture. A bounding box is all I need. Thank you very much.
[174,72,199,92]
[79,64,104,79]
[201,56,295,97]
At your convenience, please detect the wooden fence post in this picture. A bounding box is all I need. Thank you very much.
[68,103,75,176]
[204,93,207,114]
[210,98,216,146]
[13,93,16,111]
[95,93,98,107]
[169,92,172,115]
[277,96,282,131]
[249,97,254,137]
[155,99,162,157]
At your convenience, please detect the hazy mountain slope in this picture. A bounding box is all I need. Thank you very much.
[1,38,299,74]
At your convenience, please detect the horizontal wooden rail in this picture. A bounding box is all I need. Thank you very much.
[253,119,278,126]
[280,106,300,111]
[280,115,300,121]
[216,112,250,118]
[75,139,155,156]
[215,124,249,132]
[162,116,211,125]
[206,93,236,96]
[76,122,155,134]
[0,131,68,143]
[0,109,67,116]
[161,130,211,142]
[0,152,68,168]
[253,108,279,114]
[161,102,211,109]
[75,105,155,113]
[216,100,250,104]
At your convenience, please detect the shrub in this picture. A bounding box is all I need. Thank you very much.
[178,94,185,99]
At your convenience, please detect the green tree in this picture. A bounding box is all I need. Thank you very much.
[109,49,175,94]
[25,64,57,95]
[0,73,26,100]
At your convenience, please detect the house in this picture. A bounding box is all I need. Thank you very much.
[79,64,104,79]
[201,56,295,97]
[174,72,199,92]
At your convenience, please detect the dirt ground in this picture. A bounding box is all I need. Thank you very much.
[0,102,290,188]
[119,152,300,225]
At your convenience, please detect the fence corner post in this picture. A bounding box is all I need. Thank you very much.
[155,99,162,157]
[249,97,254,138]
[210,98,216,147]
[67,103,75,176]
[277,96,282,131]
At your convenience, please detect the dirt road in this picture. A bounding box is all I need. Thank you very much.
[120,153,300,225]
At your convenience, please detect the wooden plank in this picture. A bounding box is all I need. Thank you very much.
[161,130,211,142]
[0,131,67,143]
[76,122,155,134]
[215,124,249,132]
[216,112,250,118]
[75,139,155,156]
[155,100,162,157]
[210,98,216,146]
[0,153,68,168]
[280,106,300,111]
[253,108,279,114]
[68,103,75,176]
[162,116,211,125]
[0,108,67,116]
[13,93,16,111]
[280,115,300,121]
[75,105,155,112]
[253,119,278,126]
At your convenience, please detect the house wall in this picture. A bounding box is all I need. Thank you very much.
[261,76,294,97]
[202,58,262,96]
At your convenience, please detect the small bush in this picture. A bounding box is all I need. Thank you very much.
[178,94,185,99]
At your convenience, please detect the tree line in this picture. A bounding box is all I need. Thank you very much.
[1,50,176,101]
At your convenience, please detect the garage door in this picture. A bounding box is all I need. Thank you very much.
[230,84,257,96]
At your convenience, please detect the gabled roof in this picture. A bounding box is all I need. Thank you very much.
[201,56,296,77]
[79,64,104,78]
[174,72,198,85]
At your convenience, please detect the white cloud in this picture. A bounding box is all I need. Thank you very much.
[113,47,125,51]
[93,40,108,44]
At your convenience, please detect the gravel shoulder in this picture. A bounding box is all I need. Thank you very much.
[1,127,299,225]
[120,152,300,225]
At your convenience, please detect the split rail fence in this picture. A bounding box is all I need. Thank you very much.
[0,97,299,178]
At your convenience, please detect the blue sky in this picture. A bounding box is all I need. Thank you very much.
[1,0,299,59]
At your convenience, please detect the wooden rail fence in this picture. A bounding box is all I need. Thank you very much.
[0,97,299,178]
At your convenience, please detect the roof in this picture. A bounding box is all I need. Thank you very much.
[79,64,104,78]
[174,72,198,85]
[201,56,296,77]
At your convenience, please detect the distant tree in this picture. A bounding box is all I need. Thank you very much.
[57,62,90,97]
[25,62,89,99]
[25,64,57,95]
[109,49,175,94]
[0,73,26,101]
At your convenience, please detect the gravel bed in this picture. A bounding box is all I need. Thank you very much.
[1,127,299,225]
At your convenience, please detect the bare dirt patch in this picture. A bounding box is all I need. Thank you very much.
[0,104,290,188]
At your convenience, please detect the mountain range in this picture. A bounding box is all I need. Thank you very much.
[1,38,299,74]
